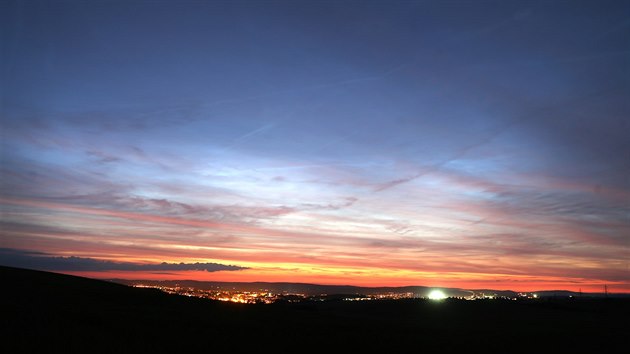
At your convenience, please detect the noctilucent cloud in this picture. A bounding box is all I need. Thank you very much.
[1,0,628,292]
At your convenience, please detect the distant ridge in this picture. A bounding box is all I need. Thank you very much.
[110,278,627,298]
[112,278,470,296]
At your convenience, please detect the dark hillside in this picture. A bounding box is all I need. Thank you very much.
[1,266,627,353]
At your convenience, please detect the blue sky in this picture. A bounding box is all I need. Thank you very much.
[1,0,628,291]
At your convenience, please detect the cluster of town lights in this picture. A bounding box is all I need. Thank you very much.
[134,284,540,303]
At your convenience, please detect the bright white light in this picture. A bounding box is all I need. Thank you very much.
[428,290,447,300]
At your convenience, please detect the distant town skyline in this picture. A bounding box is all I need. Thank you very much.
[1,0,628,292]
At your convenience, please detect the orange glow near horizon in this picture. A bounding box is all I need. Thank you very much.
[2,194,628,294]
[61,266,629,294]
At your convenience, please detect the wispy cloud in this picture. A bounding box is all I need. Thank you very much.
[1,0,628,292]
[0,248,248,273]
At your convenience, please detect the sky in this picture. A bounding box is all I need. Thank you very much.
[1,0,628,292]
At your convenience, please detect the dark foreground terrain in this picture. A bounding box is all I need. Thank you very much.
[2,266,628,353]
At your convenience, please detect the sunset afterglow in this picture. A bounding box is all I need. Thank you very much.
[1,0,628,293]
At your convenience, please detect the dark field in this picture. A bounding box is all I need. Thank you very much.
[2,266,627,353]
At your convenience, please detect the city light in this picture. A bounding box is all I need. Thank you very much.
[132,283,549,303]
[428,290,447,300]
